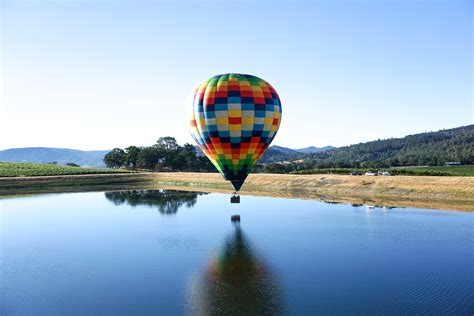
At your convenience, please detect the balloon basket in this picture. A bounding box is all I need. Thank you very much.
[230,192,240,204]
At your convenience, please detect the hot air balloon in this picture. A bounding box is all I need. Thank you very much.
[188,74,282,201]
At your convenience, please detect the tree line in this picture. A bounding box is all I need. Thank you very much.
[261,125,474,173]
[103,137,215,172]
[104,125,473,174]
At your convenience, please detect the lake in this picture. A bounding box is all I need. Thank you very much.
[1,189,473,315]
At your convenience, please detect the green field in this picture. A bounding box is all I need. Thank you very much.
[292,165,474,177]
[390,165,474,176]
[0,162,134,177]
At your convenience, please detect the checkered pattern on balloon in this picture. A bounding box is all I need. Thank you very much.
[189,74,282,191]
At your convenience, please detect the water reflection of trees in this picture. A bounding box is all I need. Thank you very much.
[189,225,284,315]
[104,189,206,214]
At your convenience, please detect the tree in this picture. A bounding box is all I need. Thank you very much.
[104,148,126,168]
[198,156,215,172]
[66,162,80,167]
[263,163,287,174]
[156,137,179,151]
[137,146,163,171]
[155,137,181,169]
[179,144,199,171]
[125,146,142,169]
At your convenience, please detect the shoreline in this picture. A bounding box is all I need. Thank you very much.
[1,172,473,212]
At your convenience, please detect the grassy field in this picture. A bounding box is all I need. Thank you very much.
[0,169,472,212]
[144,172,474,212]
[390,165,474,176]
[0,173,156,196]
[293,165,474,176]
[0,162,134,177]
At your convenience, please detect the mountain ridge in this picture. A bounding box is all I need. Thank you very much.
[0,144,333,167]
[0,147,110,167]
[285,125,474,169]
[295,146,336,154]
[1,125,472,168]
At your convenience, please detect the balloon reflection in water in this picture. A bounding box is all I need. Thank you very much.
[188,224,284,315]
[104,189,207,214]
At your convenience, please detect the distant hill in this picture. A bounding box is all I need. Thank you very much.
[0,147,109,167]
[8,125,468,171]
[195,144,335,163]
[296,146,336,154]
[300,125,474,168]
[259,147,303,163]
[270,145,300,155]
[260,145,336,163]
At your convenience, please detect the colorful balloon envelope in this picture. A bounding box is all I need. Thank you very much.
[188,74,282,191]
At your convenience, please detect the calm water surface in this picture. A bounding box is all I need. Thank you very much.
[1,190,473,315]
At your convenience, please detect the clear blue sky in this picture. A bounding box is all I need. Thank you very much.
[0,0,472,150]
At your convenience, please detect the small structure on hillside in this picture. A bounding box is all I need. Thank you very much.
[445,161,461,166]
